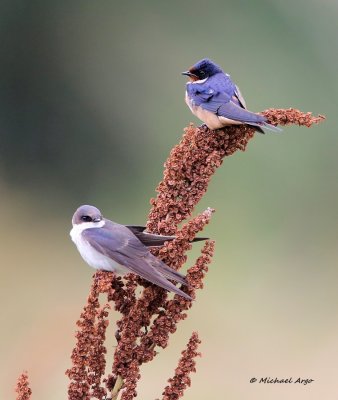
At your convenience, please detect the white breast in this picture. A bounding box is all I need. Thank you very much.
[70,222,129,274]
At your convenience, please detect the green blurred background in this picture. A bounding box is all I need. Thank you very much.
[1,1,337,399]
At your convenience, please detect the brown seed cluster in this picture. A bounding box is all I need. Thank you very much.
[186,239,214,291]
[162,332,201,400]
[112,287,161,376]
[15,372,32,400]
[107,273,138,316]
[137,240,214,359]
[147,124,255,235]
[63,110,324,400]
[154,207,214,271]
[262,108,325,127]
[120,360,140,400]
[66,276,110,399]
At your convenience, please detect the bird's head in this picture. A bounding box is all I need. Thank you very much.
[72,205,103,226]
[182,58,222,81]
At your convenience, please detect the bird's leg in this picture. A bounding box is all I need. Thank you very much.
[114,329,121,343]
[198,123,208,129]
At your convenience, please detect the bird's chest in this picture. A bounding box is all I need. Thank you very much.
[70,227,127,274]
[185,91,224,129]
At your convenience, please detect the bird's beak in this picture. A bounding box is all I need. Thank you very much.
[93,217,102,222]
[181,71,197,78]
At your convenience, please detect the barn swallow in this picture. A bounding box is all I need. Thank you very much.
[70,205,206,299]
[182,58,281,133]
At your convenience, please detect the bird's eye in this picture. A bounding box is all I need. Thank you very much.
[200,70,205,76]
[81,215,92,222]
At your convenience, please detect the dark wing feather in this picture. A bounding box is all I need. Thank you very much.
[217,100,266,123]
[234,85,247,108]
[125,226,176,246]
[125,225,208,246]
[83,225,191,299]
[124,225,145,233]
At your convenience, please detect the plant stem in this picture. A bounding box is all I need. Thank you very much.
[111,375,124,400]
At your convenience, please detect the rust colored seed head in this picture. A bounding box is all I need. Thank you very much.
[120,360,140,400]
[162,332,201,400]
[15,372,32,400]
[153,208,214,271]
[137,240,214,364]
[88,304,110,399]
[147,124,254,235]
[66,275,111,400]
[262,108,325,127]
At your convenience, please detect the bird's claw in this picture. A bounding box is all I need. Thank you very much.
[198,123,208,130]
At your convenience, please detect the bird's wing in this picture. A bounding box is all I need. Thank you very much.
[82,225,191,299]
[215,98,267,123]
[216,99,282,131]
[234,85,247,109]
[189,84,265,124]
[187,79,281,132]
[125,225,208,246]
[124,226,176,246]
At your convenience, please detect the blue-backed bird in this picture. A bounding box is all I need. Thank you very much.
[182,58,281,133]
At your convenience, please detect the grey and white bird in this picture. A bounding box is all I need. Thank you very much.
[70,205,205,299]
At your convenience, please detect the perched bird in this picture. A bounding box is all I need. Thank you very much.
[182,58,281,133]
[70,205,205,299]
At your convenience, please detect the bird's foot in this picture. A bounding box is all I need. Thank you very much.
[198,123,208,131]
[115,329,121,343]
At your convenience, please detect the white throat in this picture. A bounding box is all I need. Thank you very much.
[70,220,105,241]
[188,77,208,85]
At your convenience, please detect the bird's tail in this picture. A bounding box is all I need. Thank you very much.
[153,258,188,287]
[149,259,192,299]
[248,122,282,134]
